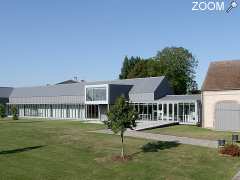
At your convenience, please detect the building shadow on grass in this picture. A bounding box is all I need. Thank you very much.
[141,141,180,153]
[0,145,46,155]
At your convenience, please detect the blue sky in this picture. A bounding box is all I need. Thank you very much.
[0,0,239,87]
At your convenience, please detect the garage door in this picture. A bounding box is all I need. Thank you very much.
[215,101,240,132]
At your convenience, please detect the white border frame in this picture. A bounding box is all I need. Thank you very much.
[84,84,109,104]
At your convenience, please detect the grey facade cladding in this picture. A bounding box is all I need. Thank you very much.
[9,76,168,104]
[9,83,85,105]
[128,77,173,103]
[159,95,201,102]
[10,83,85,98]
[9,96,85,105]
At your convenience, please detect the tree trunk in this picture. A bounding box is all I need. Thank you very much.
[121,131,124,159]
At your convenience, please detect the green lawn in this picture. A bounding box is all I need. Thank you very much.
[0,119,239,180]
[145,124,240,141]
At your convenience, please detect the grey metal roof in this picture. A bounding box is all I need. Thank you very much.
[86,76,165,94]
[10,83,85,98]
[10,76,165,98]
[158,94,201,102]
[0,87,13,98]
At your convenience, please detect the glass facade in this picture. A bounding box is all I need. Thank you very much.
[86,87,107,101]
[132,101,199,124]
[8,104,85,120]
[7,98,199,125]
[133,103,158,121]
[86,104,99,119]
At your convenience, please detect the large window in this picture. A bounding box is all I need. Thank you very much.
[86,87,107,101]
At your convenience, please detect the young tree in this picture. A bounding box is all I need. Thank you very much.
[11,105,18,120]
[105,96,138,159]
[0,104,5,118]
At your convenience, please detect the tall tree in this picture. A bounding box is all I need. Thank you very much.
[118,47,198,94]
[105,96,138,159]
[119,56,141,79]
[156,47,198,94]
[127,60,148,78]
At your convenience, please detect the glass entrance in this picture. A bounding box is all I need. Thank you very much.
[86,105,99,119]
[157,102,198,124]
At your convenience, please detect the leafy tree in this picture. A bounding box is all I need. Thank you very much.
[11,105,18,120]
[105,96,138,159]
[119,56,141,79]
[127,60,148,78]
[119,47,198,94]
[0,104,5,118]
[156,47,198,94]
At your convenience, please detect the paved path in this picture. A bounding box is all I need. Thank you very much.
[93,129,218,148]
[233,170,240,180]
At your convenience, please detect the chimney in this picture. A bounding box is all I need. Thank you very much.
[73,76,78,81]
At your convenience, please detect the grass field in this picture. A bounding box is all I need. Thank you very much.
[0,119,239,180]
[145,125,240,141]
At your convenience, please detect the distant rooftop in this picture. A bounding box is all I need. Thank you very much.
[56,79,79,85]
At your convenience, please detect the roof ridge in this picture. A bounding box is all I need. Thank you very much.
[211,59,240,64]
[118,76,165,81]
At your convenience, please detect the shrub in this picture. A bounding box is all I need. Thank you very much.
[0,104,5,118]
[11,105,18,120]
[219,144,240,157]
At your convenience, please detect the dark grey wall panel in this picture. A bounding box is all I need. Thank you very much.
[154,77,173,100]
[0,98,9,105]
[109,84,132,104]
[0,87,13,98]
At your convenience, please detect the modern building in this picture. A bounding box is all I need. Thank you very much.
[202,60,240,131]
[2,60,240,131]
[1,76,201,125]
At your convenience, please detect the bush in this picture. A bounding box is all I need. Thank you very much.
[220,144,240,157]
[0,104,5,118]
[11,105,18,120]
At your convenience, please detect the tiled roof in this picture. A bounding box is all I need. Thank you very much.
[202,60,240,91]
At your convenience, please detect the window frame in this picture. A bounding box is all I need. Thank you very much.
[85,84,109,104]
